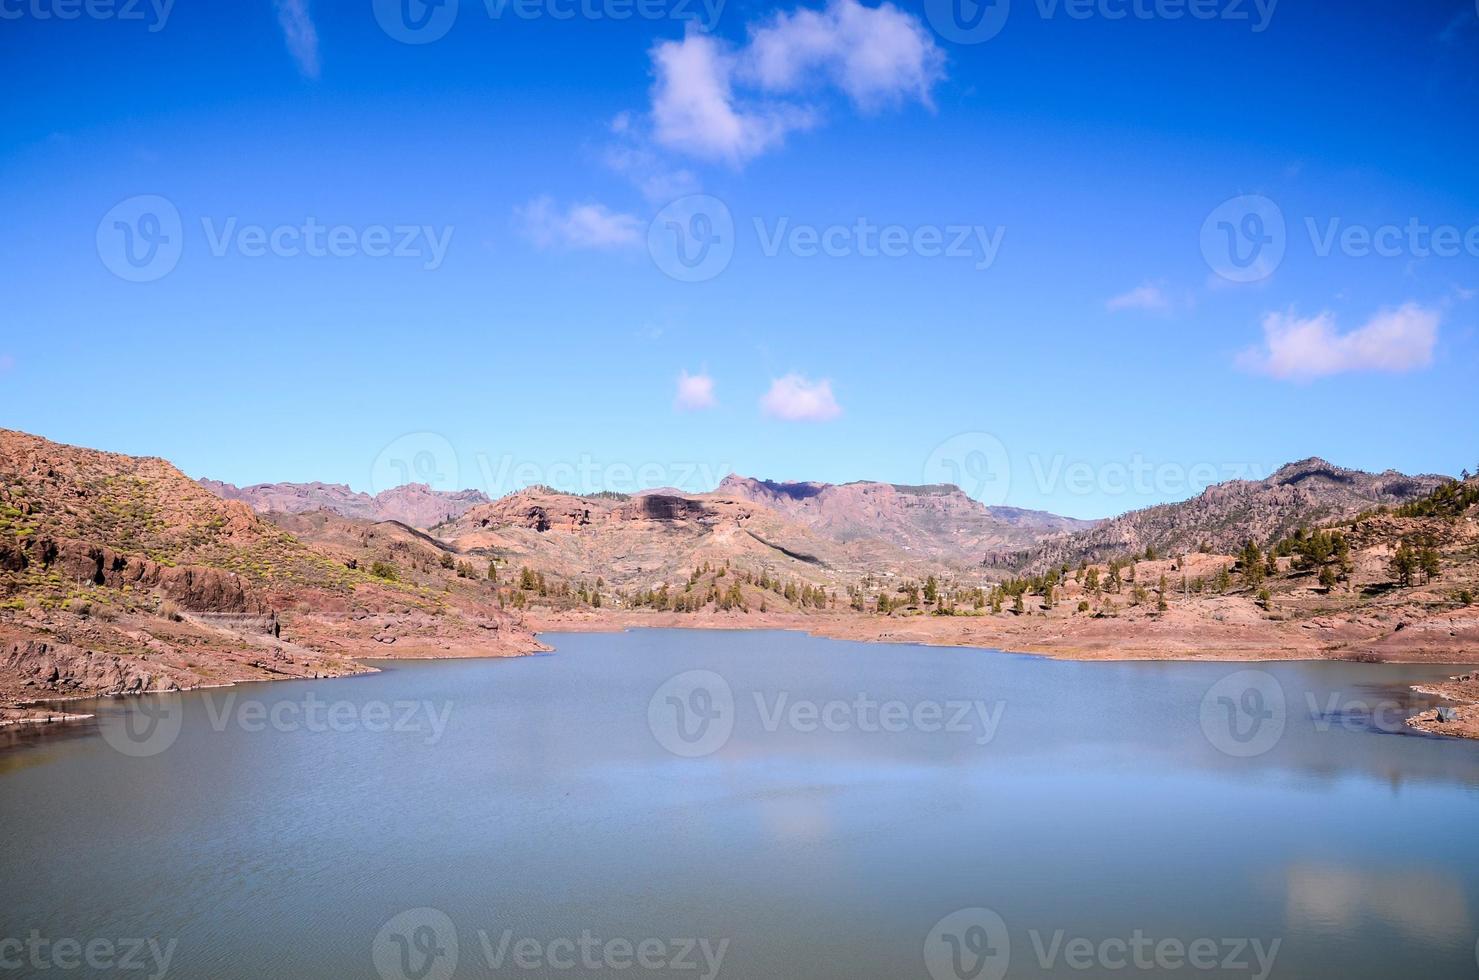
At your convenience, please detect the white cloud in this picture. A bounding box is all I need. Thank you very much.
[744,0,944,110]
[1239,303,1440,381]
[760,373,842,421]
[1106,283,1173,313]
[274,0,320,79]
[674,370,718,411]
[650,32,812,166]
[647,0,943,166]
[515,197,642,250]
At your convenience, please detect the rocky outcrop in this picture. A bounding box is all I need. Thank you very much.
[622,495,709,522]
[3,637,188,696]
[5,535,267,614]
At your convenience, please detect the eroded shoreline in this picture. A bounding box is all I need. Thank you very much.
[5,612,1478,741]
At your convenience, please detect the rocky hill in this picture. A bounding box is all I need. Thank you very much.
[199,479,489,529]
[0,430,535,717]
[1018,458,1448,571]
[714,475,1094,564]
[440,485,953,595]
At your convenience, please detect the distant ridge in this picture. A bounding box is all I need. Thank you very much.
[713,474,1096,564]
[1018,457,1448,570]
[199,479,489,529]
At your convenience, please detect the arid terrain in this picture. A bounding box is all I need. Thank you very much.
[4,427,1478,737]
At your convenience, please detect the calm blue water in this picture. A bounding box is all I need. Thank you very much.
[1,629,1477,979]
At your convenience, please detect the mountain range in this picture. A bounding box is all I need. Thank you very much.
[4,427,1476,725]
[198,478,490,528]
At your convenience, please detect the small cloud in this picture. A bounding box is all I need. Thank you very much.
[1238,303,1440,381]
[674,370,718,411]
[1106,282,1173,313]
[515,197,642,250]
[760,373,842,421]
[0,355,14,375]
[274,0,320,79]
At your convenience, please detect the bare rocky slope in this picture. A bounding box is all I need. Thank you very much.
[199,478,489,529]
[0,430,535,720]
[440,485,956,594]
[1018,458,1447,571]
[714,474,1095,565]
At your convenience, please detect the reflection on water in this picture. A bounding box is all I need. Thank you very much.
[0,629,1477,979]
[1284,864,1471,944]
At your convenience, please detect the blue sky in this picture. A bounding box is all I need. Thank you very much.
[1,0,1476,519]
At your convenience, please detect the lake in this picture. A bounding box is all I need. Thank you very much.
[1,629,1477,979]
